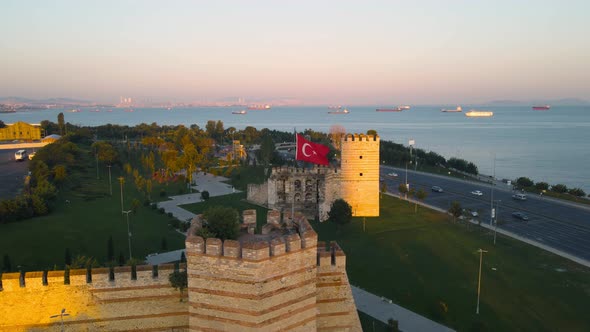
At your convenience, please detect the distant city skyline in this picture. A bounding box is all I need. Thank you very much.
[1,0,589,105]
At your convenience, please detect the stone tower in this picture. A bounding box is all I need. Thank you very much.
[339,133,380,217]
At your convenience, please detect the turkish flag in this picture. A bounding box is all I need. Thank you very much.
[296,133,330,165]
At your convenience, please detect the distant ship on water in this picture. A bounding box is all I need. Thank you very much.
[232,110,247,115]
[376,107,402,112]
[398,105,411,110]
[465,110,493,117]
[328,108,350,114]
[328,105,342,110]
[247,104,271,110]
[441,106,462,113]
[532,105,551,110]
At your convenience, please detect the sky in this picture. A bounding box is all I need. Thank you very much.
[1,0,589,105]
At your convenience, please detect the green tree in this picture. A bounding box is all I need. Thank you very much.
[202,206,240,240]
[516,177,534,188]
[449,201,462,222]
[169,270,188,302]
[259,133,275,166]
[551,184,568,193]
[131,198,141,214]
[367,129,377,136]
[535,182,549,191]
[57,112,65,135]
[92,141,118,165]
[568,187,586,197]
[328,199,353,226]
[0,120,5,128]
[53,165,67,184]
[415,189,428,213]
[201,190,210,200]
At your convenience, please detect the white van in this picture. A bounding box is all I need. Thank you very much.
[15,150,28,161]
[512,193,527,201]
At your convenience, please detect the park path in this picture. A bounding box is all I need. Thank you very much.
[352,286,455,332]
[156,172,239,222]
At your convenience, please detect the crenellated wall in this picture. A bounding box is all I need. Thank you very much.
[0,264,188,331]
[186,213,361,331]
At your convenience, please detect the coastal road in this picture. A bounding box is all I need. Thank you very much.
[380,166,590,263]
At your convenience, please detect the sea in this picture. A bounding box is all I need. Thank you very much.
[2,105,589,193]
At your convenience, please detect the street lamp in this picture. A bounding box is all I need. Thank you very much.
[122,210,133,259]
[50,308,70,332]
[493,200,501,245]
[107,164,112,196]
[476,249,488,314]
[490,153,496,226]
[118,177,125,212]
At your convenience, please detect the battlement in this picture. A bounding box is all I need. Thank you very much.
[317,241,347,267]
[0,263,183,292]
[271,165,339,176]
[343,133,380,142]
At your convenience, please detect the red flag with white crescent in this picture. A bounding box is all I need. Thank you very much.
[295,133,330,165]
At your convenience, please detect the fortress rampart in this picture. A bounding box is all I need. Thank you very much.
[0,210,361,331]
[0,264,188,331]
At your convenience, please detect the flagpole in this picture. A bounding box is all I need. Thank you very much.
[292,128,296,223]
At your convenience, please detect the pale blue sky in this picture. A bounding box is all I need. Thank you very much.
[1,0,588,104]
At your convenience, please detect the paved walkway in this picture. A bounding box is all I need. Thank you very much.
[352,286,455,332]
[145,249,186,265]
[156,172,240,222]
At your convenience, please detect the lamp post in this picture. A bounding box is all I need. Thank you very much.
[493,200,501,245]
[50,308,70,332]
[107,165,112,196]
[122,210,133,260]
[490,153,496,226]
[118,177,125,213]
[476,248,488,314]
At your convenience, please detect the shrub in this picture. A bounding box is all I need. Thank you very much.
[169,219,180,229]
[551,184,568,193]
[328,199,353,225]
[568,188,586,197]
[158,207,165,214]
[167,212,173,218]
[143,199,151,206]
[202,206,240,240]
[201,190,210,200]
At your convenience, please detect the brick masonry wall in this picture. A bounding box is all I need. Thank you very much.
[0,265,188,331]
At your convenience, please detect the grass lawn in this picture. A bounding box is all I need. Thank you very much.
[312,195,590,332]
[0,145,186,272]
[179,192,269,231]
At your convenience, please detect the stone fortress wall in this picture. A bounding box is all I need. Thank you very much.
[0,264,188,331]
[247,133,380,220]
[0,210,361,331]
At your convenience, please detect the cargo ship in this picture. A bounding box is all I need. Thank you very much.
[465,110,493,117]
[328,105,342,109]
[441,106,462,113]
[232,110,247,115]
[376,107,402,112]
[247,104,271,110]
[328,108,350,114]
[532,105,550,110]
[398,105,411,110]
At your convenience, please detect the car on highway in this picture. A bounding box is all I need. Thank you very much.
[387,172,398,177]
[463,209,478,217]
[512,211,530,221]
[512,193,527,201]
[471,190,483,196]
[431,186,443,193]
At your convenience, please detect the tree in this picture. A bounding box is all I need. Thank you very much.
[57,112,65,135]
[202,206,240,240]
[92,141,118,165]
[0,120,5,128]
[568,187,586,197]
[107,236,115,262]
[53,165,67,184]
[367,129,377,136]
[259,134,275,166]
[201,190,210,200]
[330,125,346,152]
[328,199,353,226]
[131,198,141,214]
[449,201,462,222]
[169,270,188,302]
[551,184,568,193]
[516,177,534,188]
[535,182,549,191]
[415,189,428,213]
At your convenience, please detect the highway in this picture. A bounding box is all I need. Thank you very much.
[380,166,590,262]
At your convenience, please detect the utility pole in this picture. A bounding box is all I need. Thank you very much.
[490,153,495,226]
[122,210,133,259]
[476,248,488,314]
[118,177,125,213]
[494,200,500,245]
